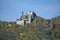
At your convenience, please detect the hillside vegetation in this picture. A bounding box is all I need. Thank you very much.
[0,16,60,40]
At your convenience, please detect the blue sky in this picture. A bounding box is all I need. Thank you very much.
[0,0,60,22]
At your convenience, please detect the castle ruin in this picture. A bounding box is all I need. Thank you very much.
[16,11,37,26]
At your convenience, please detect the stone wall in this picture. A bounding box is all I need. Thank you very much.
[16,20,24,26]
